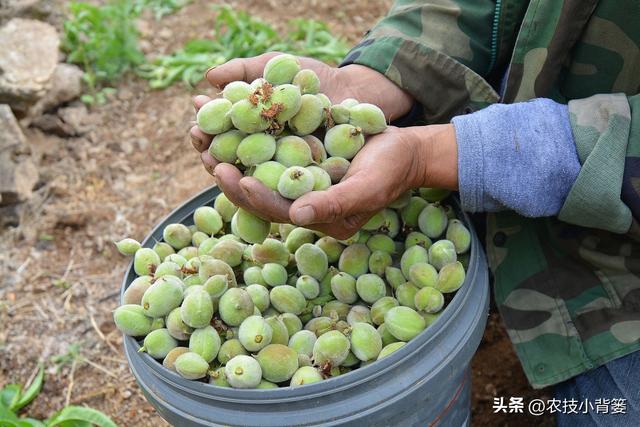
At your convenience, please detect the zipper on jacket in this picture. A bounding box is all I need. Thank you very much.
[488,0,503,74]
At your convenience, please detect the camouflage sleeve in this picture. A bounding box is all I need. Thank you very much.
[340,0,501,124]
[558,94,640,234]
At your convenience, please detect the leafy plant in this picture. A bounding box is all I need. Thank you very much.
[62,0,144,104]
[0,365,116,427]
[134,0,192,20]
[137,6,349,89]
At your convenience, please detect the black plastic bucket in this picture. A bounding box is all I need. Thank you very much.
[120,186,489,426]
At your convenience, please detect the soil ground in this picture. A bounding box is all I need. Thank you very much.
[1,1,554,425]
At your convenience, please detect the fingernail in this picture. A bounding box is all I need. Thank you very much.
[293,205,315,225]
[204,66,217,80]
[191,134,201,145]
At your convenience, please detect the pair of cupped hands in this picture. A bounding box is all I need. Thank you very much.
[190,53,458,239]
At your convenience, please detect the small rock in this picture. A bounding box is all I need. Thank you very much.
[0,0,51,24]
[31,103,90,136]
[27,63,84,119]
[0,104,38,205]
[0,18,59,115]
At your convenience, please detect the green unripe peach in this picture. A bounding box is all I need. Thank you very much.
[166,307,193,340]
[250,77,268,91]
[263,54,301,85]
[316,93,331,109]
[237,133,277,167]
[223,81,251,103]
[428,239,457,271]
[197,237,219,257]
[166,254,187,268]
[288,330,317,356]
[189,325,221,362]
[405,231,432,250]
[243,266,266,287]
[324,124,364,160]
[218,288,254,326]
[238,315,273,352]
[134,248,161,276]
[284,227,315,253]
[155,261,183,279]
[347,305,372,326]
[340,98,358,108]
[396,282,419,309]
[209,367,231,387]
[288,94,324,135]
[385,266,406,290]
[384,306,426,341]
[389,190,412,209]
[197,98,233,135]
[225,355,262,388]
[315,236,344,263]
[330,104,350,124]
[320,157,350,184]
[418,203,448,239]
[368,250,392,276]
[152,242,175,262]
[350,322,382,361]
[305,316,335,337]
[330,272,358,304]
[401,197,429,228]
[322,301,352,321]
[279,313,303,336]
[414,286,444,313]
[295,243,328,281]
[220,233,243,242]
[246,284,270,312]
[348,103,386,134]
[184,275,202,288]
[378,341,406,360]
[378,209,401,238]
[123,276,152,305]
[174,352,209,380]
[139,328,177,359]
[231,208,271,244]
[163,223,192,250]
[198,258,236,286]
[292,69,320,94]
[296,275,320,299]
[338,244,370,278]
[191,231,209,248]
[419,187,451,202]
[290,366,323,386]
[443,204,456,220]
[180,287,214,328]
[366,234,396,254]
[251,238,290,266]
[252,161,286,191]
[257,380,279,389]
[141,276,184,318]
[210,239,245,267]
[318,266,339,297]
[214,193,238,222]
[355,274,386,304]
[377,323,399,347]
[270,285,306,315]
[302,135,327,163]
[208,130,244,163]
[178,246,198,260]
[229,99,270,134]
[256,343,299,382]
[277,166,315,199]
[436,261,465,293]
[217,338,248,364]
[193,206,223,235]
[163,346,189,371]
[150,317,165,331]
[202,274,228,299]
[265,316,289,345]
[262,262,288,286]
[115,238,140,256]
[371,297,400,325]
[362,211,384,231]
[270,83,302,122]
[408,262,438,289]
[306,166,331,191]
[275,135,313,167]
[312,330,351,366]
[113,304,153,336]
[400,245,429,278]
[446,219,471,254]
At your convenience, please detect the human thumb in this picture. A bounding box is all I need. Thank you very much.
[289,178,366,226]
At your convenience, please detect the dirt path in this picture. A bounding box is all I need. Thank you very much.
[0,1,553,425]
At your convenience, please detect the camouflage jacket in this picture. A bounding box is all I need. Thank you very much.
[343,0,640,388]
